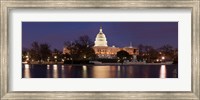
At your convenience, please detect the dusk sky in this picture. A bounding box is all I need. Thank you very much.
[22,22,178,50]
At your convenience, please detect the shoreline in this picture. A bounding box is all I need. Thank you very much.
[23,62,176,66]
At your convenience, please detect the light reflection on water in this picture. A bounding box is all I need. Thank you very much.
[47,65,51,78]
[47,71,51,78]
[61,65,65,78]
[160,65,167,78]
[53,64,58,78]
[117,66,120,78]
[82,65,87,78]
[24,64,31,78]
[22,64,178,78]
[93,66,111,78]
[47,65,50,69]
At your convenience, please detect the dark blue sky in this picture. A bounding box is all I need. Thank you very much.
[22,22,178,50]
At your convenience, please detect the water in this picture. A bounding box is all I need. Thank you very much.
[22,64,178,78]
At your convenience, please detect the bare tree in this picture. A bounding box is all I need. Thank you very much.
[29,41,51,62]
[64,35,96,60]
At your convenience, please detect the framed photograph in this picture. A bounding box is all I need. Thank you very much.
[1,0,199,99]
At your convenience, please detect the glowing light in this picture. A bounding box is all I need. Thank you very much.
[83,55,86,59]
[162,56,165,60]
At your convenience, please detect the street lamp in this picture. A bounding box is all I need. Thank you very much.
[162,56,165,60]
[26,55,29,62]
[47,57,50,62]
[54,56,57,63]
[162,56,165,62]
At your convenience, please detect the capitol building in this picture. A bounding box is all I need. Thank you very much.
[93,26,139,59]
[63,26,139,59]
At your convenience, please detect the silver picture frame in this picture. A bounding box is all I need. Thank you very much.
[0,0,199,99]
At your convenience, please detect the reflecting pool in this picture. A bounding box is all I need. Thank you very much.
[22,64,178,78]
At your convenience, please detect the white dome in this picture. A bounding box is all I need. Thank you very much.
[96,33,106,38]
[94,27,108,47]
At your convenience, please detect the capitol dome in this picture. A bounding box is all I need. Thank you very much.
[94,26,108,47]
[94,27,108,47]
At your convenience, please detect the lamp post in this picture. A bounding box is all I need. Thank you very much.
[83,55,86,59]
[47,57,50,63]
[162,56,165,62]
[54,56,57,63]
[25,55,29,63]
[71,57,73,64]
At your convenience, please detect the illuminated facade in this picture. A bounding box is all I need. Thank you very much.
[63,26,139,59]
[93,27,139,59]
[94,27,108,47]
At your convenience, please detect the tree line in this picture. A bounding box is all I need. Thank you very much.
[22,35,178,63]
[137,44,178,63]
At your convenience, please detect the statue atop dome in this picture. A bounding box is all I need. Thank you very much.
[100,26,103,32]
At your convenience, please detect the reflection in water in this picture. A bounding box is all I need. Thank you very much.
[22,64,178,78]
[61,65,65,78]
[24,64,31,78]
[53,64,58,78]
[66,65,72,78]
[62,65,64,70]
[70,66,83,78]
[142,67,149,78]
[47,65,51,78]
[47,65,50,69]
[173,69,178,78]
[160,65,167,78]
[117,66,121,78]
[120,66,127,78]
[93,66,110,78]
[109,66,117,78]
[82,65,87,78]
[127,66,134,78]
